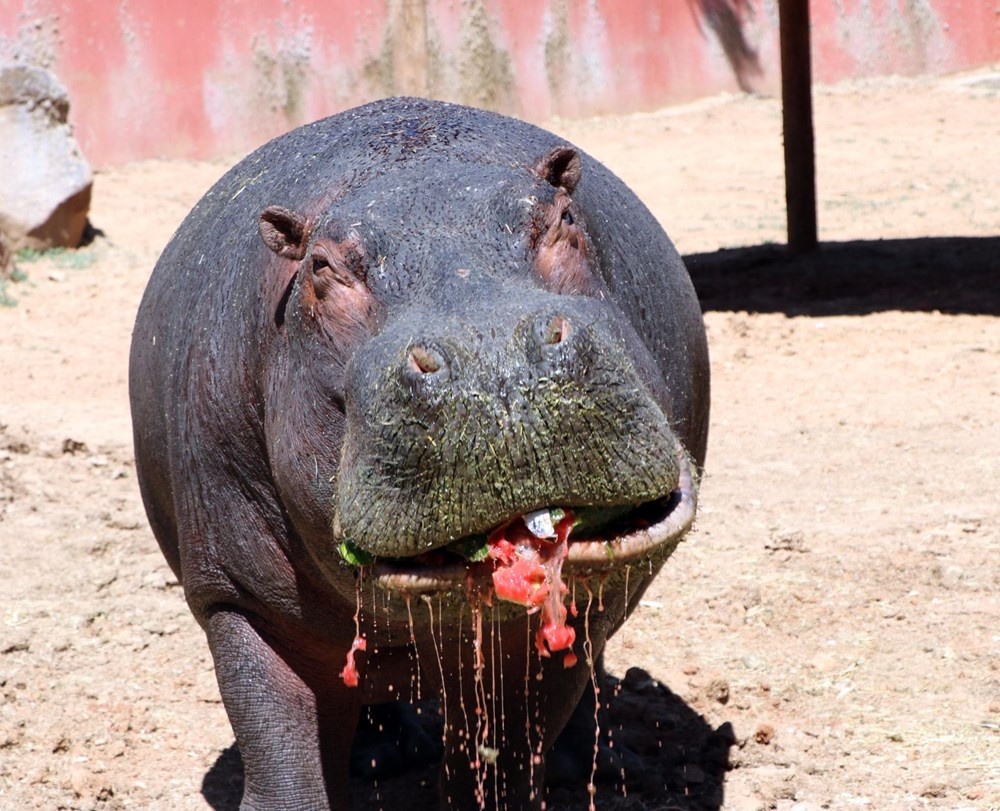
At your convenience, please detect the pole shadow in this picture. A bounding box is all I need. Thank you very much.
[202,667,735,810]
[686,236,1000,316]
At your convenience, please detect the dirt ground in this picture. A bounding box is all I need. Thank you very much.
[2,69,998,810]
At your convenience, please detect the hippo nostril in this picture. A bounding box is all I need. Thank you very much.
[407,345,444,375]
[543,315,571,346]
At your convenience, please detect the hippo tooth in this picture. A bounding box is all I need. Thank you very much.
[524,508,558,539]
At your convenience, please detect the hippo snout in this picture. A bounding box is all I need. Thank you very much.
[334,288,685,560]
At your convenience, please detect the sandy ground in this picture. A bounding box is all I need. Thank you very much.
[1,70,998,810]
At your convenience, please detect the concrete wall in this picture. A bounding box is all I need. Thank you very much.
[1,0,996,166]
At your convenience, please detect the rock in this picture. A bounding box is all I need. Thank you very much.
[1,636,30,654]
[705,677,731,705]
[61,438,88,455]
[809,651,840,673]
[920,781,949,798]
[741,585,763,609]
[938,564,968,589]
[141,570,172,590]
[721,779,767,811]
[766,528,806,552]
[754,764,798,802]
[0,64,92,251]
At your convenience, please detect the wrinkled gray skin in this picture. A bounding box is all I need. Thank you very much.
[130,97,709,810]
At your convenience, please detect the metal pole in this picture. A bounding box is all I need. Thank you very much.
[778,0,818,253]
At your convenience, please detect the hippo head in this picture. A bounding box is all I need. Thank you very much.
[257,142,701,600]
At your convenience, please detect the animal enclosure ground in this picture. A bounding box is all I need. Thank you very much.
[1,70,998,810]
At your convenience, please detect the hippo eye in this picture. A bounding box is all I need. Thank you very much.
[312,246,356,288]
[311,244,333,275]
[562,209,574,226]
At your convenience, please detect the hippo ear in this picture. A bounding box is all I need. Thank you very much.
[259,206,312,260]
[532,146,582,194]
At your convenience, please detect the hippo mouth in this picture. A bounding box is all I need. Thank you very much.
[362,449,697,595]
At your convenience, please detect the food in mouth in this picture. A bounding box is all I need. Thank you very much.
[486,508,578,667]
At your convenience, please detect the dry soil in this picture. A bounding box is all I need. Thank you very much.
[1,69,998,810]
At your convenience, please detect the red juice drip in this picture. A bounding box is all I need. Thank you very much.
[583,583,600,811]
[404,593,421,700]
[340,567,367,687]
[339,635,367,688]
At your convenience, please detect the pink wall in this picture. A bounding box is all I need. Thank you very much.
[1,0,995,166]
[810,0,997,82]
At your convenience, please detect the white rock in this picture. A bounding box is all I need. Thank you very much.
[0,64,92,251]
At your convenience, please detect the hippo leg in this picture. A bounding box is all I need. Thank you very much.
[206,610,362,811]
[414,615,600,811]
[546,655,608,786]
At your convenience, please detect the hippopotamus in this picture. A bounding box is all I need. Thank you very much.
[129,96,709,810]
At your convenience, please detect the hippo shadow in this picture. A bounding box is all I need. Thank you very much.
[201,667,734,810]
